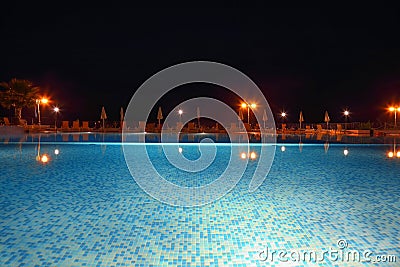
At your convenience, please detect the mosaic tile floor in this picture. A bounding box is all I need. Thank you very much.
[0,142,399,266]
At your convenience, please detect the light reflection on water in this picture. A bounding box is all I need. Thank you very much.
[0,133,399,266]
[1,134,399,167]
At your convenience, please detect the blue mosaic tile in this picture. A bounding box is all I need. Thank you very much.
[0,139,399,266]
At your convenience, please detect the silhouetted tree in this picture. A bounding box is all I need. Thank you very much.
[0,78,40,120]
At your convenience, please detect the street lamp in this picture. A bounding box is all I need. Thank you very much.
[36,98,49,126]
[178,109,183,122]
[53,107,60,132]
[241,102,256,124]
[344,110,350,131]
[280,112,287,130]
[389,106,400,128]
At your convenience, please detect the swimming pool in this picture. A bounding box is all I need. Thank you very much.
[0,133,399,266]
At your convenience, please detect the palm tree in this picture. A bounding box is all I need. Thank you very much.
[0,78,40,121]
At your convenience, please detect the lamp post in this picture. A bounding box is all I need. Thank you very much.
[281,112,287,130]
[389,106,400,128]
[36,98,48,126]
[241,102,256,125]
[53,107,60,132]
[178,109,183,123]
[344,110,350,131]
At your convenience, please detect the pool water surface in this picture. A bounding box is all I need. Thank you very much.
[0,134,399,266]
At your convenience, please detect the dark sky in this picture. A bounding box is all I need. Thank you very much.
[1,4,400,124]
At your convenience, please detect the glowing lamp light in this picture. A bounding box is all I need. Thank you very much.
[41,98,49,104]
[250,103,257,109]
[53,107,60,113]
[281,112,286,118]
[241,103,247,108]
[397,151,400,158]
[344,110,350,116]
[250,152,257,159]
[40,154,49,163]
[54,149,59,155]
[281,146,286,152]
[344,149,349,156]
[388,152,394,158]
[389,107,395,112]
[178,147,183,153]
[178,109,183,115]
[240,152,247,159]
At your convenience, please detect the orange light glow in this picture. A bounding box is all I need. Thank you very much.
[397,151,400,158]
[41,98,49,104]
[250,152,257,159]
[41,154,50,163]
[389,107,395,112]
[388,152,394,158]
[241,103,247,108]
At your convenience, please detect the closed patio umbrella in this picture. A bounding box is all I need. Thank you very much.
[120,107,124,128]
[157,106,163,128]
[324,110,330,129]
[238,109,244,129]
[100,106,107,129]
[262,109,268,129]
[196,107,200,128]
[299,111,304,129]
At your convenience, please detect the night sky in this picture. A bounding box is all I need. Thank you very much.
[1,5,400,124]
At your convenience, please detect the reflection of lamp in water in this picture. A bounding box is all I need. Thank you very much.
[178,147,183,153]
[40,154,50,163]
[239,151,257,159]
[387,138,399,158]
[36,134,41,161]
[344,148,349,156]
[281,146,286,152]
[35,134,51,164]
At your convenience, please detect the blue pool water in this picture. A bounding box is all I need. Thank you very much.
[0,133,399,266]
